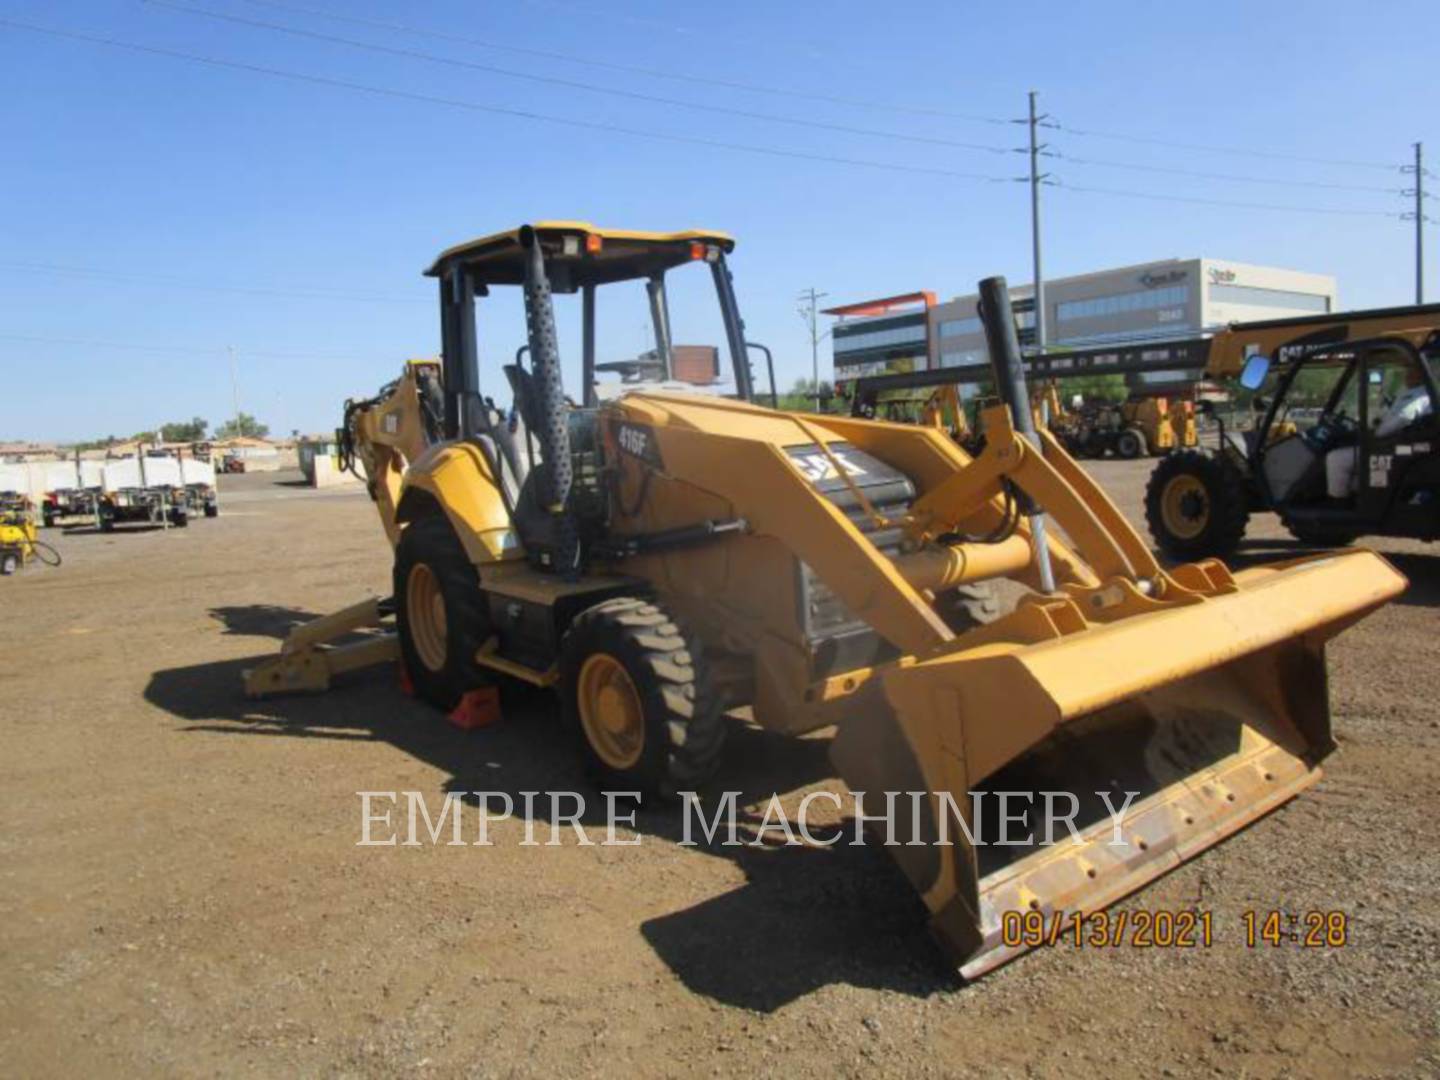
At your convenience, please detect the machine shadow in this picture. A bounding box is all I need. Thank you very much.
[61,524,168,536]
[143,604,957,1011]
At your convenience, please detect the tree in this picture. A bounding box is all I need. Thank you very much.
[215,413,270,439]
[778,377,834,413]
[161,417,208,443]
[1062,373,1129,405]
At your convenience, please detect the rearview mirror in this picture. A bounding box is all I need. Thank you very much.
[1240,353,1271,391]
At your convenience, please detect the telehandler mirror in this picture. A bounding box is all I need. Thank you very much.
[1240,353,1271,391]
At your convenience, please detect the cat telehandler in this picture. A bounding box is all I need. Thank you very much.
[1146,304,1440,558]
[244,223,1404,977]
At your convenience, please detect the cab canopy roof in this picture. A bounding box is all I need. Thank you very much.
[425,221,735,289]
[1206,302,1440,378]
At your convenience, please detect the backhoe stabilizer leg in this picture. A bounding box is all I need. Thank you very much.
[242,597,399,698]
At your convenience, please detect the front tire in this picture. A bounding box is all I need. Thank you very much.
[394,514,490,710]
[1145,450,1249,560]
[560,597,725,799]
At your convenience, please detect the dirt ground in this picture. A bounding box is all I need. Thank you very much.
[1,461,1436,1078]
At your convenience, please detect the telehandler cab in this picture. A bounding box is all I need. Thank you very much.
[1147,305,1440,558]
[245,223,1404,977]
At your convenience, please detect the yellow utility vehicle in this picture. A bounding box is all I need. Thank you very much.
[246,223,1404,977]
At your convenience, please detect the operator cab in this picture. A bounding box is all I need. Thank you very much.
[425,222,766,574]
[1243,335,1439,526]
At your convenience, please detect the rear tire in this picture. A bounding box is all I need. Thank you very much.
[1281,515,1360,549]
[1144,450,1249,560]
[394,514,490,711]
[1116,428,1146,460]
[560,597,725,799]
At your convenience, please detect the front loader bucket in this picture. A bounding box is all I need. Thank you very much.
[830,549,1405,978]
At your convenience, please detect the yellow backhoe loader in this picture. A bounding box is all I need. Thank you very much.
[244,223,1405,977]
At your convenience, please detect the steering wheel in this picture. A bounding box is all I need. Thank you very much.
[1306,411,1356,451]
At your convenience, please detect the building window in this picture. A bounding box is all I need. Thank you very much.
[1056,285,1190,322]
[938,316,983,338]
[833,324,927,354]
[1208,283,1329,312]
[1055,324,1196,347]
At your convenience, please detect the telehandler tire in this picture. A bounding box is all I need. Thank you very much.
[1281,514,1360,549]
[560,597,725,800]
[394,514,490,711]
[1145,450,1249,560]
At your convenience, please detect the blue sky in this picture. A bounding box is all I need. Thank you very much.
[2,0,1436,442]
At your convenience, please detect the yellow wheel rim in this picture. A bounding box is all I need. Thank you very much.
[577,654,645,770]
[1160,474,1209,541]
[406,563,448,672]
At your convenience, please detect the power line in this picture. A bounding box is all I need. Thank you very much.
[0,17,1014,184]
[0,331,397,361]
[146,0,1014,156]
[1054,180,1398,218]
[231,0,1015,126]
[0,260,427,304]
[1055,122,1399,172]
[5,17,1407,221]
[229,0,1404,176]
[1055,153,1402,194]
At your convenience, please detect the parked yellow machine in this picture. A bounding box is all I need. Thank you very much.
[0,494,59,575]
[1064,395,1198,459]
[244,223,1405,977]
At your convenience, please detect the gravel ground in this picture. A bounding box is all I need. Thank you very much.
[0,462,1435,1078]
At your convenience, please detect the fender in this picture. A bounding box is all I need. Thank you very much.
[398,441,522,565]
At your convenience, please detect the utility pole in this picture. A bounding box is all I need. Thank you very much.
[227,345,241,436]
[1027,90,1049,354]
[1401,142,1428,303]
[797,287,830,408]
